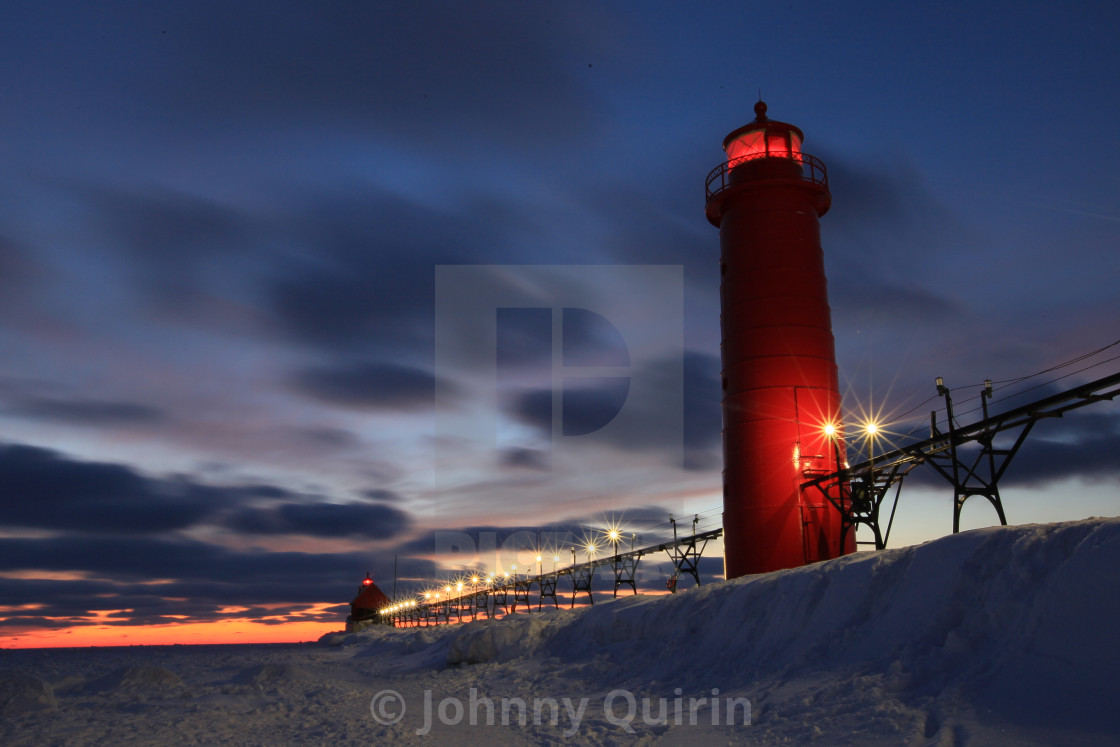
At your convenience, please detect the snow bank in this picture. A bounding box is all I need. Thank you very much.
[85,664,185,693]
[422,517,1120,742]
[0,671,56,716]
[447,611,555,664]
[431,519,1118,685]
[542,517,1120,693]
[2,518,1118,745]
[232,663,311,688]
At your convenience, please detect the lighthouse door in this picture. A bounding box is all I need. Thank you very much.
[793,386,838,563]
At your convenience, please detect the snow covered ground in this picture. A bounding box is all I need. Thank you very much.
[2,517,1118,745]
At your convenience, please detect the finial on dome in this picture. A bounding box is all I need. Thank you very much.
[753,100,768,121]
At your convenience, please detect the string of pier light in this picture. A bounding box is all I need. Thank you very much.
[847,336,1120,448]
[369,506,720,619]
[552,506,724,549]
[381,522,663,612]
[375,508,728,621]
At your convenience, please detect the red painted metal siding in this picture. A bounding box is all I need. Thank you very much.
[708,119,851,577]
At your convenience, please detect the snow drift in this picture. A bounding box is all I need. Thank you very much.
[2,517,1118,745]
[343,516,1120,744]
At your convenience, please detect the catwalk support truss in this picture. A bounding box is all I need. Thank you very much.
[380,520,724,627]
[802,371,1120,549]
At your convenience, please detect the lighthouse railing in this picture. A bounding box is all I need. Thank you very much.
[705,151,828,200]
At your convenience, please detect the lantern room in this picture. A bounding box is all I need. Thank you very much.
[722,100,803,165]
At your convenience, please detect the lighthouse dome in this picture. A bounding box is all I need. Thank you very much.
[721,100,805,164]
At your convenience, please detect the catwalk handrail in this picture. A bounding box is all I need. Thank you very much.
[801,369,1120,491]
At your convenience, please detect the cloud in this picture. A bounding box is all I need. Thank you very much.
[500,447,550,471]
[4,396,166,426]
[288,360,443,410]
[0,457,694,630]
[510,379,631,438]
[561,307,631,367]
[830,280,962,327]
[158,2,608,151]
[290,426,363,450]
[2,1,616,159]
[0,543,438,629]
[0,534,401,587]
[260,187,485,353]
[0,442,413,541]
[226,501,412,540]
[822,152,968,269]
[682,351,722,452]
[503,352,720,466]
[392,505,681,558]
[1003,408,1120,487]
[358,488,406,504]
[0,443,214,534]
[496,307,553,369]
[814,152,976,337]
[0,235,48,310]
[83,183,249,266]
[496,306,636,371]
[53,181,267,326]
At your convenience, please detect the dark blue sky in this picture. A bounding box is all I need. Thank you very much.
[1,1,1118,644]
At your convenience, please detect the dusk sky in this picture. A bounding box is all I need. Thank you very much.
[2,1,1119,647]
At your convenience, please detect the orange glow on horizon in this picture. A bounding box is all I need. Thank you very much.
[0,569,94,581]
[0,617,344,650]
[1,602,347,650]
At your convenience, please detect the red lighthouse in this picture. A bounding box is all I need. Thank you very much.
[705,101,851,578]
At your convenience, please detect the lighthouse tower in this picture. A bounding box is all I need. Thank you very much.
[705,101,851,578]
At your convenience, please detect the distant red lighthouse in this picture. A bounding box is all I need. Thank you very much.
[705,101,851,578]
[346,572,391,631]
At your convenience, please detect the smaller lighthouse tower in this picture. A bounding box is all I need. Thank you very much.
[705,101,851,578]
